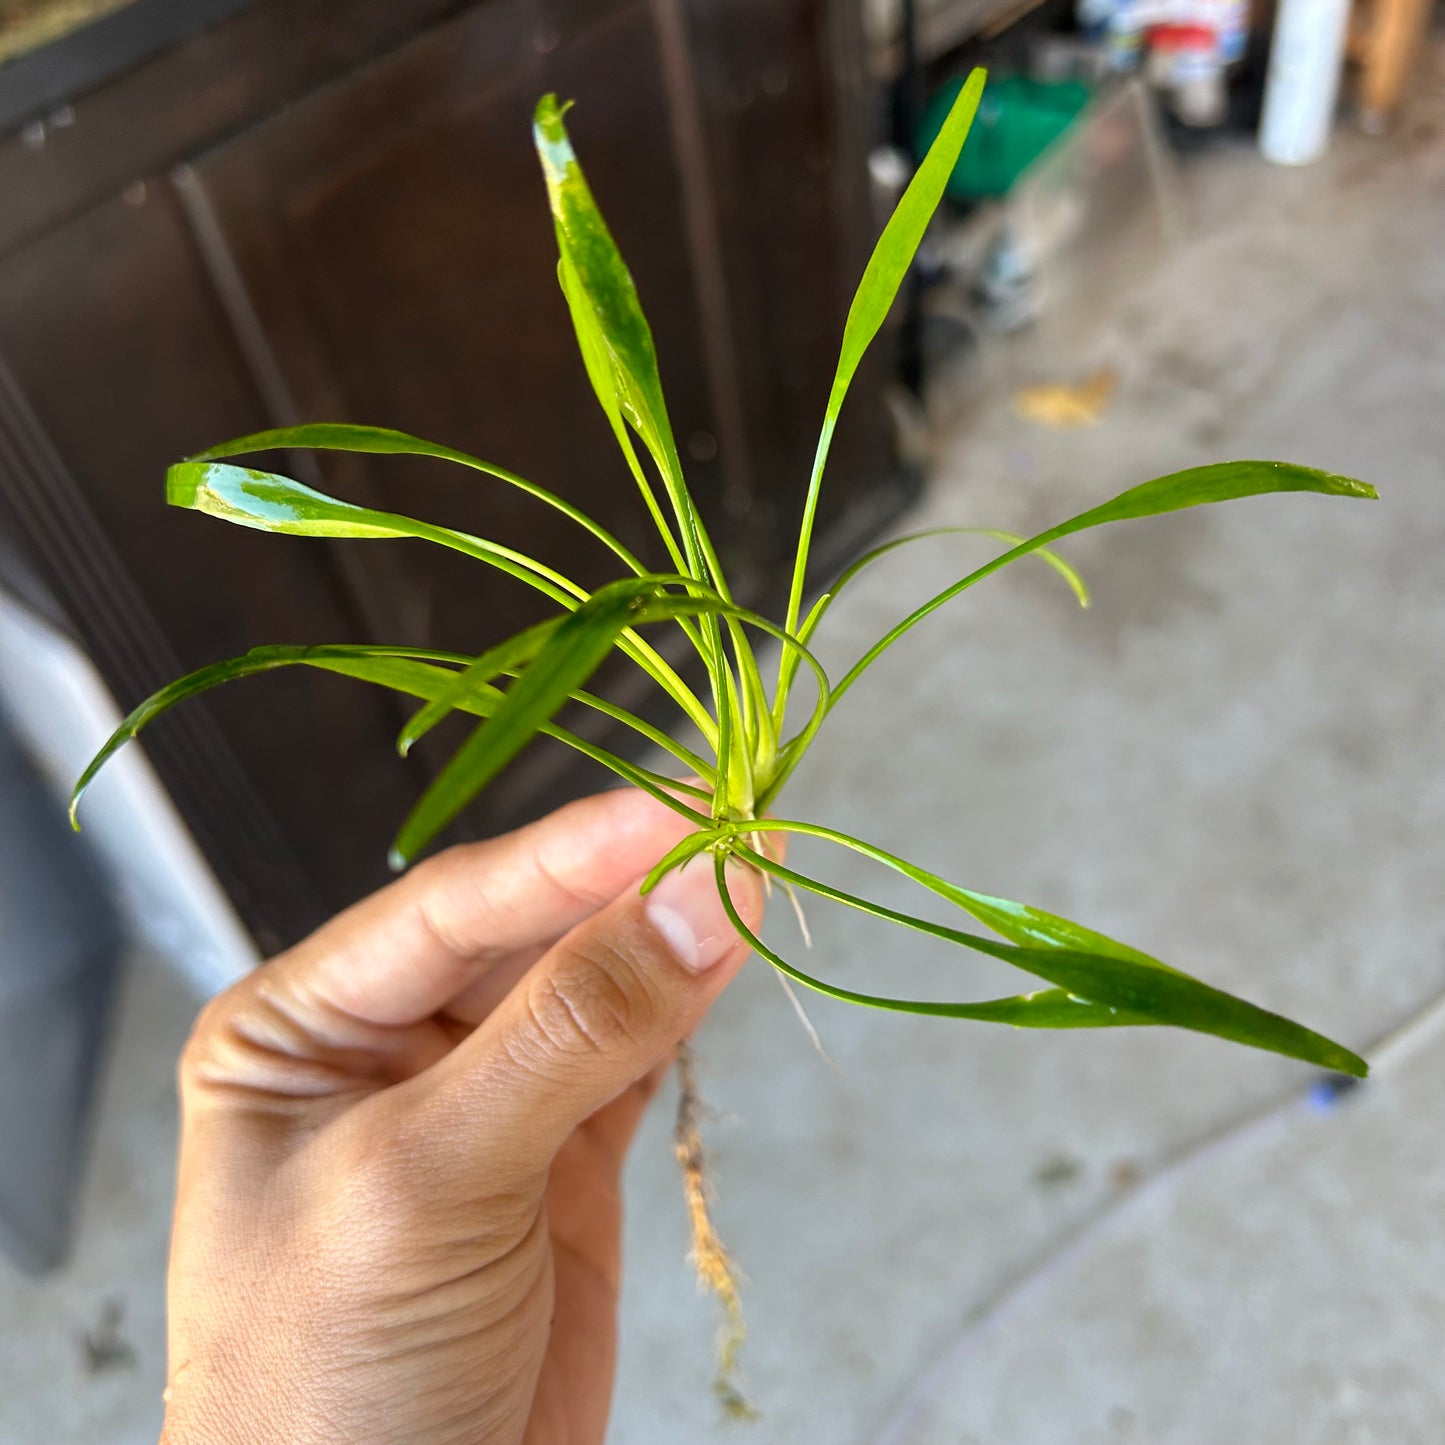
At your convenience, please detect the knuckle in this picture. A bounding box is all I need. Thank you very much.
[403,848,514,967]
[177,993,231,1085]
[522,940,663,1060]
[175,971,357,1104]
[405,853,479,948]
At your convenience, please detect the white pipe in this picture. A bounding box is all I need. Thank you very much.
[1259,0,1354,165]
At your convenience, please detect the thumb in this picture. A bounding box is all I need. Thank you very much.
[419,855,761,1185]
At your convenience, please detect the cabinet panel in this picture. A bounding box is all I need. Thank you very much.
[0,0,474,256]
[0,185,413,946]
[181,0,740,824]
[680,0,895,550]
[187,0,710,595]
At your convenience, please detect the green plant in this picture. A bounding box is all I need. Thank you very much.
[73,68,1373,1405]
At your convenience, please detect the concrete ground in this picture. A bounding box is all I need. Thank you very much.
[609,59,1445,1445]
[0,948,190,1445]
[5,52,1445,1445]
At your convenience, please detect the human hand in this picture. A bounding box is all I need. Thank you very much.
[159,787,762,1445]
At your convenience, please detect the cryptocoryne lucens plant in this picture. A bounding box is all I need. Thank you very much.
[73,69,1372,1407]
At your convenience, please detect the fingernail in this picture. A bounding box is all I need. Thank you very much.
[645,861,737,973]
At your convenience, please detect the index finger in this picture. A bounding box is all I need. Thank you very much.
[270,786,699,1027]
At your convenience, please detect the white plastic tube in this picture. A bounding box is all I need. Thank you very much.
[1259,0,1353,165]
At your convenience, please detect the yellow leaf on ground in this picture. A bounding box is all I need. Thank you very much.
[1014,367,1117,428]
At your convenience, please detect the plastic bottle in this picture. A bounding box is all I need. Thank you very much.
[1150,25,1228,127]
[1258,0,1353,165]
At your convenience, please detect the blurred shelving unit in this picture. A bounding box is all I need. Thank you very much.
[867,0,1050,79]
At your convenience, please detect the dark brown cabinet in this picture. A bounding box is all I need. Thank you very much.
[0,0,907,951]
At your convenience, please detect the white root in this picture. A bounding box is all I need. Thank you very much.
[772,969,840,1073]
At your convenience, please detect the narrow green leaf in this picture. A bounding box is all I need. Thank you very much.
[700,605,832,801]
[639,591,833,791]
[534,98,676,477]
[322,658,715,820]
[835,460,1379,703]
[397,616,562,756]
[70,643,469,828]
[187,421,649,575]
[712,852,1150,1031]
[534,95,722,590]
[819,526,1090,626]
[390,577,694,867]
[397,636,717,781]
[537,101,737,766]
[925,880,1183,975]
[721,825,1366,1076]
[1083,458,1376,521]
[308,653,717,817]
[556,249,721,688]
[318,653,715,826]
[70,641,716,835]
[776,525,1087,728]
[783,67,987,644]
[822,68,988,425]
[955,991,1148,1029]
[168,460,576,587]
[169,460,398,539]
[391,572,830,864]
[556,253,688,575]
[565,688,716,783]
[641,831,723,894]
[168,460,719,742]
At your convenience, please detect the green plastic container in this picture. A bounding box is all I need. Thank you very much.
[919,74,1092,201]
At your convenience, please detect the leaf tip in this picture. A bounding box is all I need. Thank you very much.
[1336,1050,1369,1080]
[1304,465,1377,501]
[68,762,103,831]
[1307,1036,1369,1079]
[532,94,576,174]
[387,846,409,874]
